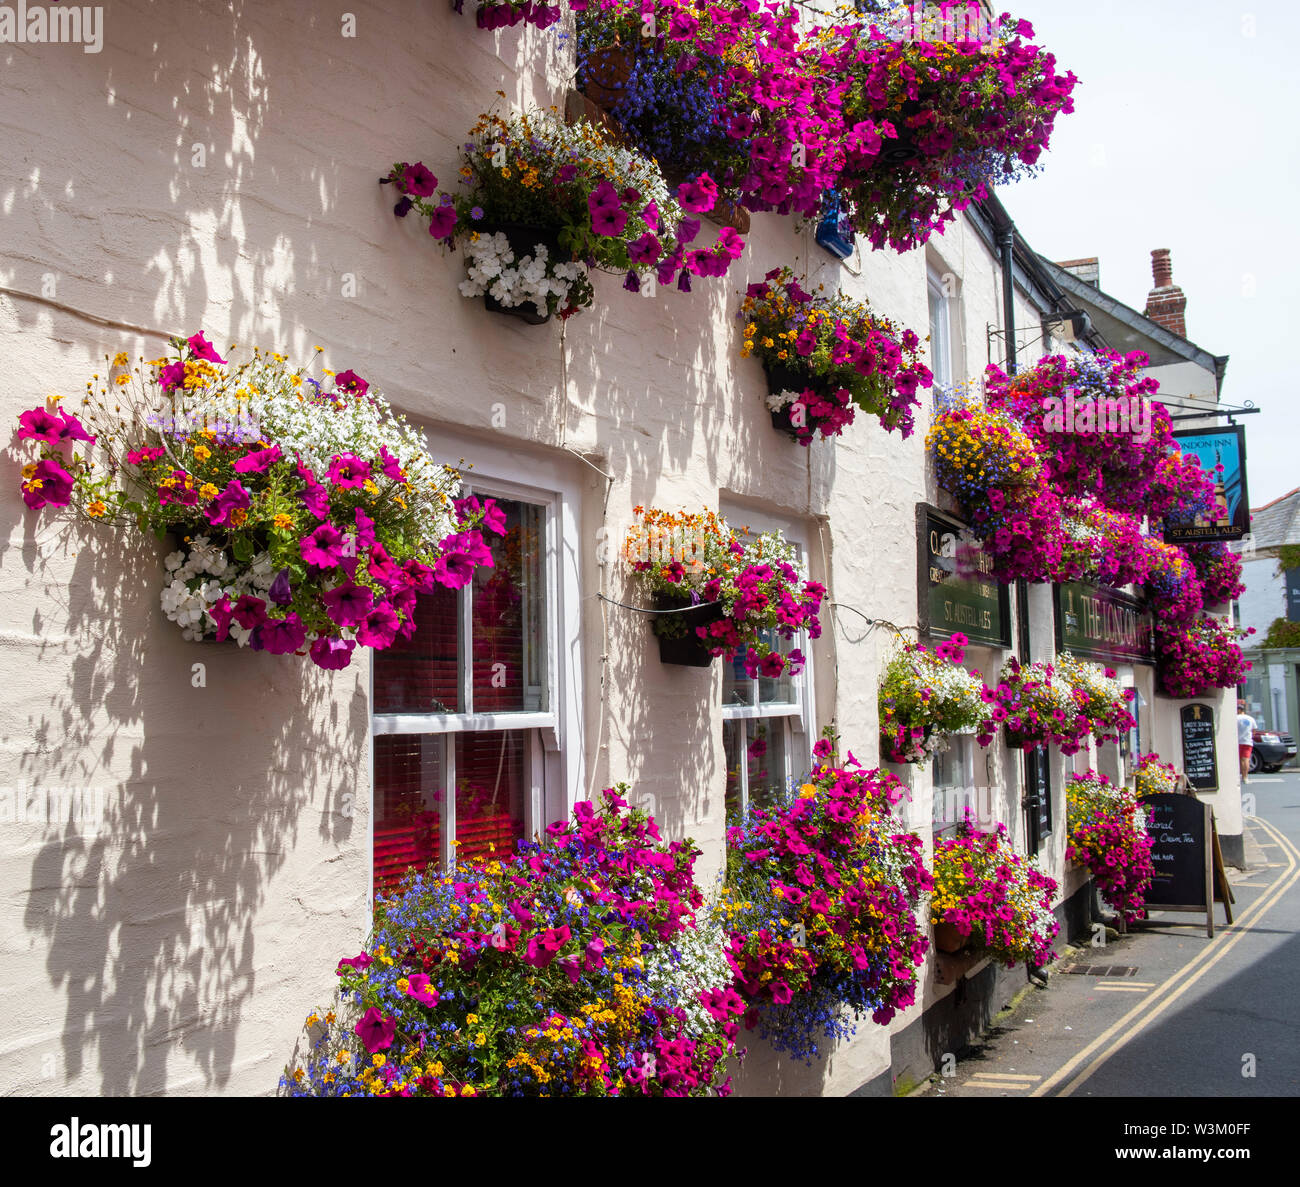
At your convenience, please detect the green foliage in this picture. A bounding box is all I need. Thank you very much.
[1262,617,1300,649]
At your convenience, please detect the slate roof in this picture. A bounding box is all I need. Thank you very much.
[1250,488,1300,549]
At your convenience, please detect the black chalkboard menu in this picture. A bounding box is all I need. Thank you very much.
[1179,703,1219,792]
[1143,795,1210,911]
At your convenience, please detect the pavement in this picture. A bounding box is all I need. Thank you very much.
[914,770,1300,1098]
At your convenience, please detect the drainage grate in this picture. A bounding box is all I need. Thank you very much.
[1060,965,1139,977]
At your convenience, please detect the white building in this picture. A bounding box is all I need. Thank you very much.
[0,2,1238,1096]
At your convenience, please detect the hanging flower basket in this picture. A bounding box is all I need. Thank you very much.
[581,43,636,107]
[933,921,967,955]
[15,335,504,670]
[479,224,568,325]
[623,507,821,679]
[649,592,725,667]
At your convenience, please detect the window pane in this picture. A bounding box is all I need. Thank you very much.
[373,734,443,895]
[373,583,461,715]
[472,499,547,713]
[757,631,796,705]
[746,719,787,813]
[928,283,950,389]
[454,730,527,863]
[723,720,744,818]
[723,652,755,707]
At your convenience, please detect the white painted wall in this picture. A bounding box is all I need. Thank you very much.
[0,0,1204,1097]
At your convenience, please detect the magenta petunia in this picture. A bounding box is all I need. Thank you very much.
[334,369,369,397]
[677,173,719,213]
[17,407,67,445]
[157,360,186,392]
[427,205,457,240]
[21,458,74,510]
[300,522,345,568]
[405,972,438,1007]
[233,445,282,474]
[353,1006,396,1053]
[378,445,405,482]
[231,595,268,630]
[357,603,400,649]
[204,479,251,527]
[309,635,356,670]
[186,332,227,364]
[587,178,628,237]
[257,612,308,655]
[321,581,374,628]
[627,231,662,264]
[327,453,371,489]
[402,162,437,198]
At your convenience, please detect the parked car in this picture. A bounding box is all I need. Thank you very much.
[1250,728,1297,774]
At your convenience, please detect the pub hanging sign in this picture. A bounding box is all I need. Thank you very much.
[1164,425,1250,544]
[1055,582,1156,667]
[917,507,1011,648]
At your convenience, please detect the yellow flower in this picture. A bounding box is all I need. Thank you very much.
[799,783,818,799]
[87,500,108,518]
[466,1013,479,1025]
[372,1053,386,1068]
[114,374,131,386]
[21,463,37,480]
[199,483,220,501]
[273,513,295,531]
[111,351,129,367]
[363,479,379,495]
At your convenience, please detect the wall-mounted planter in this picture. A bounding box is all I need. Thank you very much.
[649,593,725,667]
[763,362,825,440]
[478,224,566,325]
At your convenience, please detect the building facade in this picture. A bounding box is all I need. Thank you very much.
[0,2,1241,1097]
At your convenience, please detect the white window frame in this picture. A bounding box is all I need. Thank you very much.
[928,266,955,393]
[718,502,818,818]
[369,427,585,901]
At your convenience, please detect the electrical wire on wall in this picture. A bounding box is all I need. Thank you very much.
[0,283,177,341]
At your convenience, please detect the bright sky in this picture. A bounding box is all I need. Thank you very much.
[997,0,1300,509]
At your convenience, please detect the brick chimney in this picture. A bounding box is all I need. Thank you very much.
[1144,248,1188,338]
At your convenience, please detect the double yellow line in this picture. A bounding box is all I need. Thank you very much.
[1031,815,1300,1097]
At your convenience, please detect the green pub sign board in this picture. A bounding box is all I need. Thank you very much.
[918,507,1011,648]
[1054,582,1156,666]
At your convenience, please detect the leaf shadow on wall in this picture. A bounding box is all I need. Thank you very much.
[11,513,366,1094]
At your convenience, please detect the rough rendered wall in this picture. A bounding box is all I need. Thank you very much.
[1,1,1084,1096]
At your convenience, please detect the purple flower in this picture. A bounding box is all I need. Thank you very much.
[588,179,628,237]
[627,231,662,264]
[403,162,437,197]
[257,612,308,655]
[267,570,293,607]
[428,205,457,240]
[677,173,718,213]
[310,635,356,670]
[297,465,331,518]
[300,523,345,568]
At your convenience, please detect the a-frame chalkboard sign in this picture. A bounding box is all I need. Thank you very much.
[1139,794,1234,937]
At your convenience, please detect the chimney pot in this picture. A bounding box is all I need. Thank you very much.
[1151,248,1174,289]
